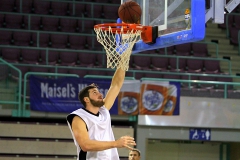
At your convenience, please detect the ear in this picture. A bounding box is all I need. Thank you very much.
[84,97,90,103]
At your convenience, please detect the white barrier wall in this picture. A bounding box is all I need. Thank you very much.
[139,96,240,129]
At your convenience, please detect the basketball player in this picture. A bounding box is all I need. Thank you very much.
[66,67,136,160]
[129,148,141,160]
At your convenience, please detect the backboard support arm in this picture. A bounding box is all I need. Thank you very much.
[205,0,240,24]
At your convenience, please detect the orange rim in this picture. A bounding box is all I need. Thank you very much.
[94,23,143,34]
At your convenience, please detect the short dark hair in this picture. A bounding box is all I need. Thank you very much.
[131,148,141,156]
[78,83,98,107]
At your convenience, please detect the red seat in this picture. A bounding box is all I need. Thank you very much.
[21,49,40,64]
[59,51,78,66]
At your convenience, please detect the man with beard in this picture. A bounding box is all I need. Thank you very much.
[66,68,136,160]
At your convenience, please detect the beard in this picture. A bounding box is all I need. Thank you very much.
[89,98,105,107]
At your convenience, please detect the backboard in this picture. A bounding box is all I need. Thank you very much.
[121,0,206,54]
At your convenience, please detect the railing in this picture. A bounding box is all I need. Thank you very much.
[14,0,119,18]
[141,78,240,99]
[159,41,219,58]
[239,30,240,55]
[196,41,219,58]
[226,13,240,38]
[0,58,22,117]
[131,53,232,74]
[0,11,115,33]
[0,42,225,72]
[0,62,240,117]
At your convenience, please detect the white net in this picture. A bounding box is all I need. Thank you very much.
[94,26,142,71]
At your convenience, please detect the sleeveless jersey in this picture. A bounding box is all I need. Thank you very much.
[66,106,120,160]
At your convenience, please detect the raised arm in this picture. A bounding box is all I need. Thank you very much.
[103,67,126,110]
[72,116,135,151]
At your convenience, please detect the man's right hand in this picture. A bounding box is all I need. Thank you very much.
[115,136,136,150]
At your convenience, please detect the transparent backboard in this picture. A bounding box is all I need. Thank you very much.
[121,0,205,53]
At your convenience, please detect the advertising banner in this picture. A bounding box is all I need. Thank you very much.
[30,76,180,115]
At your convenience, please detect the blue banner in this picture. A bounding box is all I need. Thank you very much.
[30,76,180,115]
[30,76,118,114]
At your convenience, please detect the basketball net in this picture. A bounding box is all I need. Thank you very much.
[94,25,142,71]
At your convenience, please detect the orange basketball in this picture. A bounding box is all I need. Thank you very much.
[118,0,142,24]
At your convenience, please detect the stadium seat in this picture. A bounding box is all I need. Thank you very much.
[218,14,234,29]
[163,74,181,80]
[50,34,69,49]
[16,0,34,13]
[75,3,90,17]
[92,36,103,51]
[0,64,9,81]
[2,48,20,63]
[30,66,49,73]
[145,72,163,79]
[158,46,174,55]
[88,70,107,76]
[51,1,72,16]
[103,5,119,19]
[135,72,145,80]
[151,56,169,71]
[93,5,105,18]
[60,18,79,33]
[175,43,192,56]
[169,57,187,71]
[82,20,95,33]
[198,76,216,89]
[41,17,61,31]
[181,74,199,89]
[133,54,152,70]
[215,76,233,90]
[30,16,42,30]
[4,14,27,29]
[229,27,239,46]
[13,32,33,46]
[10,65,30,81]
[0,30,13,45]
[59,51,78,66]
[233,15,240,28]
[96,53,107,67]
[187,59,204,73]
[204,59,221,74]
[192,43,208,57]
[0,0,17,12]
[39,33,51,47]
[78,52,97,67]
[34,0,51,15]
[21,49,40,64]
[40,50,59,65]
[69,35,87,50]
[69,69,88,78]
[49,68,69,75]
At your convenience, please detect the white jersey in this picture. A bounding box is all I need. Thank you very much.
[67,106,119,160]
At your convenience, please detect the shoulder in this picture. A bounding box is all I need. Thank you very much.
[66,109,86,125]
[99,106,109,113]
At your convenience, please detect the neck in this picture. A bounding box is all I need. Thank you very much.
[85,106,100,115]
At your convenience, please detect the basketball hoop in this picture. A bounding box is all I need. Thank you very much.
[94,23,143,71]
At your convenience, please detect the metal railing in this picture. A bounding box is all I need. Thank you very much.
[226,13,240,38]
[131,53,232,74]
[1,62,240,117]
[141,78,240,99]
[239,30,240,55]
[0,58,22,117]
[15,0,119,18]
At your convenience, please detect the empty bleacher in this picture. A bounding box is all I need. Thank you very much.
[0,120,133,160]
